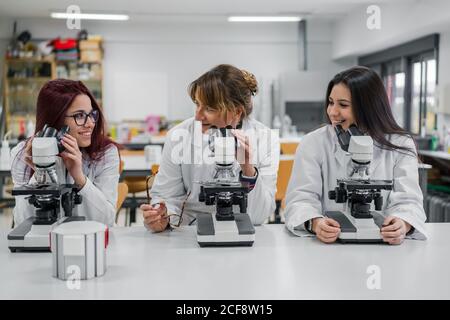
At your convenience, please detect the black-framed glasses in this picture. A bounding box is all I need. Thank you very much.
[145,174,191,229]
[65,109,99,126]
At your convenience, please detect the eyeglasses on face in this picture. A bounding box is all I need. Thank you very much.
[65,109,99,126]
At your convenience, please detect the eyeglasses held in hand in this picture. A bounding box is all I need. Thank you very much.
[145,174,191,229]
[65,109,99,126]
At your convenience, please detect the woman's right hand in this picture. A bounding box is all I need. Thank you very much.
[23,138,35,169]
[141,202,169,232]
[312,217,341,243]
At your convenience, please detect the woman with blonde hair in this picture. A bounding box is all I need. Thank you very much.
[141,64,279,232]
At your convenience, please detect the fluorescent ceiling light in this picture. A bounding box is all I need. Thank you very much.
[228,16,302,22]
[51,12,129,21]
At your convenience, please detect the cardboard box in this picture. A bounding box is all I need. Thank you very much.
[79,40,102,50]
[80,49,102,62]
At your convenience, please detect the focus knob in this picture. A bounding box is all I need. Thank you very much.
[74,194,83,205]
[328,190,336,200]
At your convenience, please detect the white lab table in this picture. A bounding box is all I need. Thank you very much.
[0,224,449,300]
[120,155,156,177]
[419,150,450,161]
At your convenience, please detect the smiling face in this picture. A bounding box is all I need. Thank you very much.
[327,83,356,130]
[63,94,96,148]
[193,91,242,133]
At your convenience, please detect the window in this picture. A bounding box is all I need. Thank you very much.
[382,59,406,128]
[359,34,439,136]
[410,54,437,135]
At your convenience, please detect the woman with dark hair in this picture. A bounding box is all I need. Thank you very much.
[140,64,279,232]
[11,79,120,227]
[284,66,427,244]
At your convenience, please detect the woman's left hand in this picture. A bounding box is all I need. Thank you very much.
[380,216,412,245]
[60,134,86,187]
[232,129,256,177]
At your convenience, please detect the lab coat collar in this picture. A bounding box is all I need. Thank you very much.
[370,144,383,174]
[329,125,347,169]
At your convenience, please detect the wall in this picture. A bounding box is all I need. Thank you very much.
[331,0,450,60]
[0,17,303,125]
[330,0,450,133]
[307,19,356,76]
[273,18,356,128]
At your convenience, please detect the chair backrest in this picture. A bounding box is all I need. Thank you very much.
[116,182,129,210]
[151,164,159,175]
[119,160,124,175]
[280,142,299,155]
[275,159,294,202]
[120,149,145,156]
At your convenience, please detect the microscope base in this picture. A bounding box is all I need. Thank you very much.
[8,216,86,252]
[325,211,385,243]
[197,213,255,247]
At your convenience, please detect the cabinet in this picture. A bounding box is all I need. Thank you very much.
[55,61,103,107]
[2,57,56,139]
[2,38,104,139]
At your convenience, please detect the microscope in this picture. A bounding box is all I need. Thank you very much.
[8,125,84,252]
[196,126,255,247]
[324,124,393,243]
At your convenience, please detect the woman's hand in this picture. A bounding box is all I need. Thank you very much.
[23,138,35,169]
[381,216,411,245]
[60,134,86,187]
[312,217,341,243]
[231,129,256,177]
[141,202,169,232]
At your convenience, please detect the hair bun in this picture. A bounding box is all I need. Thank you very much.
[241,69,258,95]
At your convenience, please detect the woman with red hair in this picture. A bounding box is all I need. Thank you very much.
[11,79,120,227]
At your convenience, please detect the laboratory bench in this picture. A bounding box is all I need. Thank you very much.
[0,223,449,300]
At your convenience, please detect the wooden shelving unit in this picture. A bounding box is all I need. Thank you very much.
[2,57,56,139]
[55,60,103,107]
[2,38,104,139]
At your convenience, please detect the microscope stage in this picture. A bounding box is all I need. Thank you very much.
[325,211,386,243]
[8,216,86,252]
[197,213,255,247]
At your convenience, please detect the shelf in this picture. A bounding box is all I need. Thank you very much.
[58,60,102,65]
[79,60,102,64]
[3,39,103,140]
[8,77,52,82]
[6,57,54,63]
[81,78,102,82]
[6,92,38,97]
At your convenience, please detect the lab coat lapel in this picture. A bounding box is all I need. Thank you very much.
[369,145,383,175]
[330,125,347,170]
[334,144,348,173]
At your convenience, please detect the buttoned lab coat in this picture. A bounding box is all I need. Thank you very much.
[150,117,280,225]
[284,125,427,240]
[11,142,120,227]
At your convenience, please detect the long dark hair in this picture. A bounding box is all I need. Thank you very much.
[325,66,416,155]
[34,79,117,161]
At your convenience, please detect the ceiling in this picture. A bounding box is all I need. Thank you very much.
[0,0,416,22]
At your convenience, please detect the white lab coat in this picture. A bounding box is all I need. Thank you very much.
[11,142,120,227]
[284,125,428,240]
[150,117,279,225]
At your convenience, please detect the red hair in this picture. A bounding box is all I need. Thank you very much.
[35,79,118,161]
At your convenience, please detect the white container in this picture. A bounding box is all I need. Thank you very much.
[50,221,109,280]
